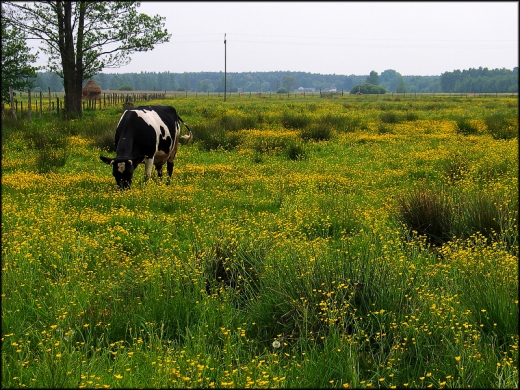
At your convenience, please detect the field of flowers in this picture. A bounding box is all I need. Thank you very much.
[2,94,518,388]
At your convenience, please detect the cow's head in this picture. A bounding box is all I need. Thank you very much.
[100,155,146,190]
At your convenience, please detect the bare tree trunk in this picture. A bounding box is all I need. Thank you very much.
[9,87,16,119]
[57,1,82,118]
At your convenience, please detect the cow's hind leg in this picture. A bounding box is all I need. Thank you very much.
[155,164,164,179]
[166,161,174,185]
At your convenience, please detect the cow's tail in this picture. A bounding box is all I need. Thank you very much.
[178,116,193,143]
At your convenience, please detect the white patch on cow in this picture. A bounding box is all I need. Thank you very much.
[117,162,125,173]
[134,109,172,145]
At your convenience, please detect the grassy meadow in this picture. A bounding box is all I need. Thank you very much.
[1,94,518,388]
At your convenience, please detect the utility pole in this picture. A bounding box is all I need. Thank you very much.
[224,33,227,102]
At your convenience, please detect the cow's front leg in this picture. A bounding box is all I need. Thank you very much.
[166,161,174,185]
[144,157,154,182]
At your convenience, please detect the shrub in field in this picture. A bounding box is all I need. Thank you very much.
[29,125,70,173]
[201,237,263,303]
[396,187,455,246]
[315,113,347,131]
[218,112,257,131]
[251,136,287,155]
[35,147,69,173]
[340,114,364,133]
[93,128,117,152]
[485,112,518,140]
[193,122,243,151]
[299,122,332,141]
[405,111,420,121]
[280,111,311,129]
[379,111,401,124]
[284,140,307,160]
[377,122,394,134]
[349,83,386,94]
[454,116,479,135]
[461,191,518,252]
[1,115,26,141]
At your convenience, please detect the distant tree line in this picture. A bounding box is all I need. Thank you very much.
[440,67,518,93]
[30,67,517,94]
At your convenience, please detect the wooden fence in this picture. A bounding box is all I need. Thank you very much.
[2,87,166,121]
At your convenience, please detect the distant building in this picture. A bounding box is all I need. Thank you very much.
[297,86,316,93]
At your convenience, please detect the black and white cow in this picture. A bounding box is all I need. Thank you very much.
[100,105,192,190]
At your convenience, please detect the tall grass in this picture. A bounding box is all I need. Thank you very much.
[2,95,518,388]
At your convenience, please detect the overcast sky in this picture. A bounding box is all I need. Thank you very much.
[36,1,520,76]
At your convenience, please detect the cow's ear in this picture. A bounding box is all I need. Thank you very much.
[100,156,114,165]
[132,155,146,166]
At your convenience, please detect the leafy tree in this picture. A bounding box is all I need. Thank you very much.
[1,6,38,104]
[197,79,214,93]
[3,1,170,118]
[396,75,407,93]
[440,69,462,92]
[380,69,401,92]
[365,70,380,86]
[281,75,296,92]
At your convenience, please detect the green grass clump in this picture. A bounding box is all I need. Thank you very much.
[454,116,480,135]
[485,111,518,140]
[300,123,333,141]
[396,186,455,246]
[280,111,311,129]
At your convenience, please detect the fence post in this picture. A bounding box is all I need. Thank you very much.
[40,91,43,117]
[48,87,52,115]
[28,89,32,123]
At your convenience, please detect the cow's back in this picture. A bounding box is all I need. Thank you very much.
[114,106,179,159]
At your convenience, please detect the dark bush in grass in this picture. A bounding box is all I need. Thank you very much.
[454,117,479,135]
[379,111,401,124]
[218,113,257,131]
[300,123,332,141]
[93,128,117,152]
[485,112,518,140]
[281,111,311,129]
[462,191,518,252]
[194,122,243,151]
[378,123,394,134]
[340,114,364,133]
[396,187,455,247]
[1,115,26,141]
[28,126,70,173]
[201,238,264,304]
[36,147,69,173]
[316,113,347,131]
[285,140,307,161]
[405,111,420,121]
